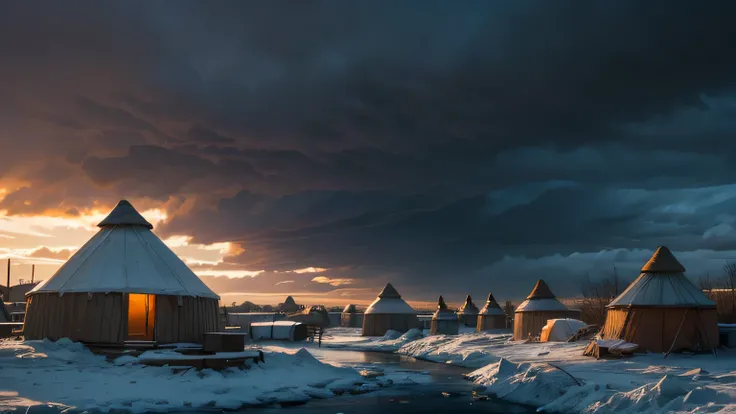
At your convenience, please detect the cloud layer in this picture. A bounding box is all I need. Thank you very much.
[2,2,736,300]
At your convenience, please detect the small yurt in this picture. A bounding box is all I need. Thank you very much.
[513,279,579,341]
[457,294,480,327]
[601,246,718,353]
[280,296,300,314]
[476,293,507,331]
[430,296,458,335]
[23,200,220,344]
[362,283,418,336]
[341,304,361,327]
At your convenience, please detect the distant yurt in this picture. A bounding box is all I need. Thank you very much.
[430,296,458,335]
[457,294,480,327]
[513,279,579,341]
[23,200,220,344]
[362,283,418,336]
[341,304,361,327]
[476,293,507,331]
[280,296,300,314]
[600,246,718,353]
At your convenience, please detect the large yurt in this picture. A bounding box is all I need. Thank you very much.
[476,293,507,331]
[430,296,458,335]
[513,279,579,340]
[340,304,362,327]
[23,200,220,344]
[601,246,718,353]
[362,283,418,336]
[457,294,480,327]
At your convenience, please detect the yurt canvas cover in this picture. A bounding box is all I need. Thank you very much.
[513,279,578,340]
[23,200,220,344]
[362,283,418,336]
[601,246,718,353]
[457,294,479,327]
[477,293,507,331]
[430,296,458,335]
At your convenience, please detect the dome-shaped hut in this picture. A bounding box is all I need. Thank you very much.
[362,283,418,336]
[430,296,458,335]
[600,246,718,353]
[23,200,220,344]
[340,304,362,327]
[476,293,507,331]
[513,279,578,341]
[457,294,479,327]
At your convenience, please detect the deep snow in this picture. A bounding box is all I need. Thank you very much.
[0,337,425,413]
[323,327,736,413]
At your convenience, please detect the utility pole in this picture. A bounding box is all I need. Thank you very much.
[31,264,35,283]
[6,259,9,288]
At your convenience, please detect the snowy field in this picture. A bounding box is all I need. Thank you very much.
[323,327,736,413]
[0,337,427,413]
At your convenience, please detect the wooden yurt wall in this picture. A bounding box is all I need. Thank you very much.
[512,310,580,341]
[362,313,419,336]
[155,295,220,344]
[458,314,478,327]
[23,292,128,343]
[430,319,458,335]
[477,314,508,331]
[602,307,718,353]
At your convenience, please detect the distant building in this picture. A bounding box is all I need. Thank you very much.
[362,283,419,336]
[278,296,301,314]
[513,279,579,341]
[0,281,39,303]
[476,293,507,331]
[430,296,458,335]
[457,294,479,327]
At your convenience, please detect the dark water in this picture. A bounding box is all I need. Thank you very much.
[250,350,535,414]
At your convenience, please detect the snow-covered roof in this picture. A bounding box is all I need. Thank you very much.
[458,294,479,315]
[515,279,568,313]
[29,201,219,299]
[479,293,506,316]
[608,246,715,308]
[515,298,569,312]
[365,283,415,315]
[432,296,457,320]
[342,304,357,313]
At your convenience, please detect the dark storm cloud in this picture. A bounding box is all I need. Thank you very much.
[3,1,736,298]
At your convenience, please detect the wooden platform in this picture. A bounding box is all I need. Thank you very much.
[137,350,265,370]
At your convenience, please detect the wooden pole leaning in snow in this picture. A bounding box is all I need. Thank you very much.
[22,200,221,344]
[513,279,579,341]
[600,246,719,354]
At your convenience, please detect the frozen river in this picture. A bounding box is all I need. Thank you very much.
[250,348,534,414]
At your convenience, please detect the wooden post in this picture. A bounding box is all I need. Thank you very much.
[6,259,9,288]
[31,264,35,283]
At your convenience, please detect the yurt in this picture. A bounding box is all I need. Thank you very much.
[23,200,220,344]
[457,294,480,327]
[362,283,418,336]
[430,296,458,335]
[513,279,579,341]
[341,304,362,327]
[600,246,718,353]
[476,293,507,331]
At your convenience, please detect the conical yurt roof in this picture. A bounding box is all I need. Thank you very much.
[479,292,506,316]
[515,279,568,313]
[28,200,219,299]
[342,304,357,313]
[432,295,456,320]
[284,296,297,306]
[608,246,715,308]
[458,294,479,315]
[365,283,415,314]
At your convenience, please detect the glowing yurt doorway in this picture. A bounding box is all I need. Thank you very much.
[127,293,156,341]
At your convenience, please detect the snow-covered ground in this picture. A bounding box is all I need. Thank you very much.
[0,337,426,413]
[322,327,736,413]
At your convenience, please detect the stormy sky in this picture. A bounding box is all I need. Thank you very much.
[3,1,736,306]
